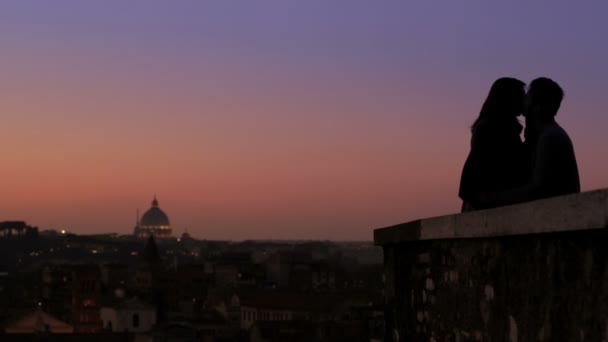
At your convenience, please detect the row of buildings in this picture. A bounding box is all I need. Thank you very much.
[0,218,384,341]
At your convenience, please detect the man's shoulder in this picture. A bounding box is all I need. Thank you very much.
[539,122,573,145]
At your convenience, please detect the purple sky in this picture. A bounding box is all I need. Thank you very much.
[1,1,607,240]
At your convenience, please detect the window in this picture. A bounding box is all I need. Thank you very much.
[132,313,140,328]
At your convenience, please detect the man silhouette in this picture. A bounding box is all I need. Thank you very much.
[497,77,580,204]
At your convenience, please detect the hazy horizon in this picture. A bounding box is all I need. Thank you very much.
[2,1,607,240]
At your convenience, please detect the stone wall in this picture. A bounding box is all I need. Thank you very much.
[375,189,608,341]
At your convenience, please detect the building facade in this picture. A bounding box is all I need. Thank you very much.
[100,297,156,333]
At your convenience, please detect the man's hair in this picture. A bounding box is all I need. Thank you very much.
[529,77,564,119]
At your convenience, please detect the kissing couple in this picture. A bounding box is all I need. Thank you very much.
[459,77,580,212]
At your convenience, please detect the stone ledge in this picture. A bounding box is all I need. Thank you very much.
[374,188,608,245]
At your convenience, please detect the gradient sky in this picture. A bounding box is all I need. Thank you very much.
[1,1,607,240]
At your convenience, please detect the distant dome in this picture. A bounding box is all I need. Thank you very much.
[134,196,172,239]
[140,198,170,227]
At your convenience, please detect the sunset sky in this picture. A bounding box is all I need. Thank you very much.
[1,1,607,240]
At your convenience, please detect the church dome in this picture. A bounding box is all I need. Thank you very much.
[140,197,170,227]
[134,196,172,239]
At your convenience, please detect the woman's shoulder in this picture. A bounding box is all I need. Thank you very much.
[471,120,522,149]
[473,118,522,136]
[471,119,494,139]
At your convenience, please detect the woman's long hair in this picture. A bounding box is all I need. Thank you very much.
[472,77,525,131]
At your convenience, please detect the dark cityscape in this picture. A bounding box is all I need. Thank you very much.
[0,198,383,341]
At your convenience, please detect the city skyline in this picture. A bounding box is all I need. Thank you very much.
[2,1,608,240]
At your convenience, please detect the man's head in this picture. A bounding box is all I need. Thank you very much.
[524,77,564,122]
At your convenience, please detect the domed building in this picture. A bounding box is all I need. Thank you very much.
[133,196,172,239]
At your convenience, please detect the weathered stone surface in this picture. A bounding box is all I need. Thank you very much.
[375,188,608,341]
[375,188,608,244]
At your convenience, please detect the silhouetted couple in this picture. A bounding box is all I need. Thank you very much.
[459,77,580,212]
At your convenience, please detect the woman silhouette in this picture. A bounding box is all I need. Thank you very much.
[459,77,527,211]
